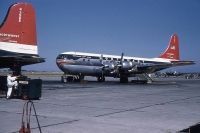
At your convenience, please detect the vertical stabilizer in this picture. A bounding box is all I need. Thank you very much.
[0,3,38,55]
[159,34,180,60]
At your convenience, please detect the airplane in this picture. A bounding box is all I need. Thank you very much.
[56,34,195,83]
[0,3,45,75]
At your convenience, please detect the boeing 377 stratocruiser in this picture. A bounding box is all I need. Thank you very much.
[56,34,194,83]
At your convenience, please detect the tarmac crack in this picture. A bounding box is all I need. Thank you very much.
[94,95,200,117]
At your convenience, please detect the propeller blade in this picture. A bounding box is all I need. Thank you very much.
[100,54,103,64]
[120,52,124,64]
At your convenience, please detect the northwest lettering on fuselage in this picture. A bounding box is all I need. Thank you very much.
[0,33,19,38]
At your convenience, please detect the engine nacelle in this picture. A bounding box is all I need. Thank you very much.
[121,61,133,70]
[102,62,115,71]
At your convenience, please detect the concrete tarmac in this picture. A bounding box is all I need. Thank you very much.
[0,77,200,133]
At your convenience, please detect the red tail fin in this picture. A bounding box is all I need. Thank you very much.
[159,34,180,60]
[0,3,38,55]
[0,3,37,45]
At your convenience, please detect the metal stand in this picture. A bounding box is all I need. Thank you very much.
[20,100,42,133]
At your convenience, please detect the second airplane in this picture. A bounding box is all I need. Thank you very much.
[56,34,194,83]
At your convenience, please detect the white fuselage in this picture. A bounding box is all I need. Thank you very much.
[56,51,172,77]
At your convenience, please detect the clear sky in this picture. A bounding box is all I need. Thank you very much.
[0,0,200,72]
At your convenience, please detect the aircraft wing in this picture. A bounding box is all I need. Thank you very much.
[132,63,172,74]
[170,60,195,66]
[0,55,45,68]
[121,60,195,74]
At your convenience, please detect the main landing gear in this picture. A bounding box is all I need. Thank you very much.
[61,74,84,83]
[119,74,153,84]
[120,75,128,83]
[97,76,105,82]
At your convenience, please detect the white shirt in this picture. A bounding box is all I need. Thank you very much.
[7,75,17,87]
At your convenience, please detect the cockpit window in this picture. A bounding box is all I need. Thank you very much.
[56,54,64,59]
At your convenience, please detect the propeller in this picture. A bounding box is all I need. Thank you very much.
[100,54,104,78]
[111,52,124,76]
[100,54,103,64]
[120,52,124,65]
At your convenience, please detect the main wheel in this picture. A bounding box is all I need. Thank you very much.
[61,76,67,83]
[120,76,128,83]
[97,76,105,82]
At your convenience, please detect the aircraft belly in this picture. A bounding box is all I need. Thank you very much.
[0,49,37,57]
[62,64,102,76]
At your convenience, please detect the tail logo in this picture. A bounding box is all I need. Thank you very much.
[170,45,175,50]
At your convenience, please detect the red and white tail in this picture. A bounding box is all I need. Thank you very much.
[0,3,38,55]
[159,34,180,60]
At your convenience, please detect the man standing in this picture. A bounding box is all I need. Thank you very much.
[7,73,18,99]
